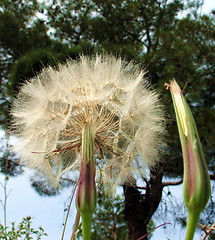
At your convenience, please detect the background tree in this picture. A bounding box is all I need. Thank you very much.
[0,0,51,127]
[0,0,214,239]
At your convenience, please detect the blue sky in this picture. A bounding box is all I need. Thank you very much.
[0,169,76,240]
[201,0,215,13]
[0,1,214,239]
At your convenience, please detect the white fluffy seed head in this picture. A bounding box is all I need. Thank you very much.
[11,55,166,192]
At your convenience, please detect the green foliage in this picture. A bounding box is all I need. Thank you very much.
[0,217,47,240]
[0,149,23,177]
[0,0,51,58]
[6,41,95,96]
[91,193,128,240]
[0,0,52,128]
[0,135,23,176]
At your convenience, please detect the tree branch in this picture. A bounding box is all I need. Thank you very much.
[210,174,215,180]
[162,179,183,187]
[199,222,215,240]
[136,173,215,190]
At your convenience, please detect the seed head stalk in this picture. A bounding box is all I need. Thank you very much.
[76,124,97,240]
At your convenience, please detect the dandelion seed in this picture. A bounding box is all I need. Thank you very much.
[11,55,165,191]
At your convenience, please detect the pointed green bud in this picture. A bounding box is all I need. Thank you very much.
[167,80,211,240]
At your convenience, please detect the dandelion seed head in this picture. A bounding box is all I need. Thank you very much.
[11,55,165,191]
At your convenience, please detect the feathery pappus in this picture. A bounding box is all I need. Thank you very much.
[11,55,166,193]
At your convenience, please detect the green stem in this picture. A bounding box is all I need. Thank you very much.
[185,210,200,240]
[76,124,97,240]
[81,212,93,240]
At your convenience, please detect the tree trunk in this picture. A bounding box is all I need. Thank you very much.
[123,163,165,240]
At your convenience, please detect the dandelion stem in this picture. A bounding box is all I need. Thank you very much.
[81,212,93,240]
[76,124,97,240]
[185,210,200,240]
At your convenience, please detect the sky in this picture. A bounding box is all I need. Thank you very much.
[201,0,215,13]
[0,1,215,240]
[0,169,76,240]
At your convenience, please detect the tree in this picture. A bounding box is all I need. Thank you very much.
[0,0,52,128]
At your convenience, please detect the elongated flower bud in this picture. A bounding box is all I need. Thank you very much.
[166,79,211,240]
[76,124,96,240]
